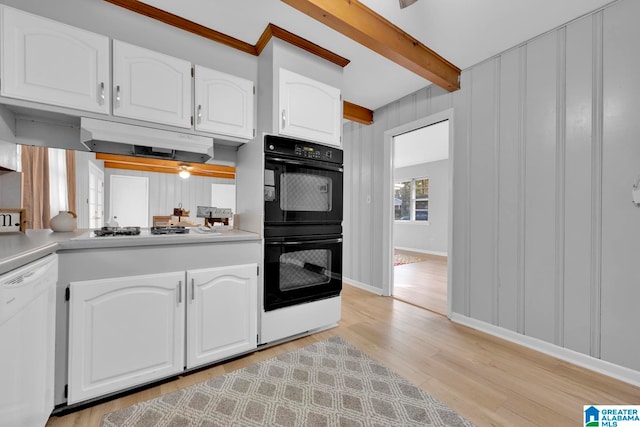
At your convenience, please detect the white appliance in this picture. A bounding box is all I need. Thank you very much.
[0,254,57,427]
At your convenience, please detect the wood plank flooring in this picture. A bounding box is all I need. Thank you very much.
[47,285,640,427]
[393,249,448,315]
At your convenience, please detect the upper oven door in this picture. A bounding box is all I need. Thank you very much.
[264,156,343,225]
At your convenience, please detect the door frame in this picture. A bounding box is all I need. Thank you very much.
[88,161,104,229]
[382,108,454,318]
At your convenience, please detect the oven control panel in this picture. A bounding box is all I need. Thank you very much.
[294,144,330,160]
[264,135,343,165]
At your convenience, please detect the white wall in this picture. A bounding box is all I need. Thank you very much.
[393,159,448,255]
[343,0,640,374]
[0,171,21,206]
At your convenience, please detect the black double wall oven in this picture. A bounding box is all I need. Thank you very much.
[263,135,343,312]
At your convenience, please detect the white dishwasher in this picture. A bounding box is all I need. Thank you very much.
[0,254,57,427]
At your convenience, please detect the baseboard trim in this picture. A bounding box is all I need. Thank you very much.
[394,246,448,257]
[450,313,640,388]
[342,277,384,295]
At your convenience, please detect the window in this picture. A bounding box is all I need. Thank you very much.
[48,148,68,216]
[394,178,429,222]
[394,180,410,220]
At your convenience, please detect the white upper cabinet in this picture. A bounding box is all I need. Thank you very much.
[195,65,254,139]
[113,40,192,128]
[0,5,109,113]
[186,264,257,369]
[278,68,342,147]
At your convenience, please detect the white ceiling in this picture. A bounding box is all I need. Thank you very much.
[394,120,449,168]
[140,0,613,111]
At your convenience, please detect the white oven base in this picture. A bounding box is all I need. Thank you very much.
[259,296,341,344]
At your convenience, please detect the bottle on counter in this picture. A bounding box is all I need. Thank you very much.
[105,216,119,228]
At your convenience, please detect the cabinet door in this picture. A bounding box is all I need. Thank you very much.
[113,40,192,128]
[195,65,254,139]
[279,68,342,147]
[68,272,185,404]
[186,264,257,369]
[0,5,109,113]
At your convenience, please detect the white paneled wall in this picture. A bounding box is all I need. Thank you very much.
[343,85,454,291]
[600,1,640,371]
[343,0,640,373]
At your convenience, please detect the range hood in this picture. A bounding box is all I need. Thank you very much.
[80,117,214,163]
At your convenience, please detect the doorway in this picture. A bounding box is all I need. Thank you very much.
[109,175,149,227]
[384,110,453,316]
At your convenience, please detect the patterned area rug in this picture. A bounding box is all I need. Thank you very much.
[394,252,428,266]
[102,336,474,427]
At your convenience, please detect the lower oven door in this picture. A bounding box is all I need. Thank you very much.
[264,234,342,312]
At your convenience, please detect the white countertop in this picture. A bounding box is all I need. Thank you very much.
[0,228,261,275]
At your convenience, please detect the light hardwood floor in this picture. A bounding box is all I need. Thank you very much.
[47,285,640,427]
[394,249,448,315]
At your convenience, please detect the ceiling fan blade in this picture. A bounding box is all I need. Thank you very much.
[399,0,418,9]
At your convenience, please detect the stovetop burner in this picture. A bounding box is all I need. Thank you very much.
[150,226,190,235]
[93,226,141,237]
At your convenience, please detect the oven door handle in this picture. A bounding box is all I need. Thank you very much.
[266,238,343,246]
[266,157,343,173]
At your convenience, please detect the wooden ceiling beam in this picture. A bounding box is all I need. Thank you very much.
[281,0,461,92]
[343,101,373,125]
[103,161,235,179]
[96,153,236,179]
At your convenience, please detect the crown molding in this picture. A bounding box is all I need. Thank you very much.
[104,0,374,124]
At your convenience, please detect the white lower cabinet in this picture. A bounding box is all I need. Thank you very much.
[68,264,257,404]
[67,272,185,404]
[187,264,257,369]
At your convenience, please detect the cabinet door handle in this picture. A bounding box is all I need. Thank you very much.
[115,85,121,108]
[197,105,202,124]
[98,82,105,106]
[177,280,182,304]
[281,109,286,129]
[191,278,195,301]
